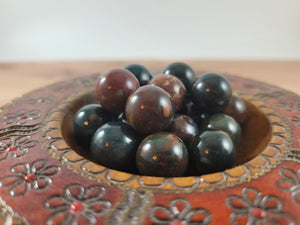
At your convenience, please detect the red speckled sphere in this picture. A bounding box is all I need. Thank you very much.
[125,85,175,134]
[95,68,140,113]
[136,132,188,177]
[148,74,186,111]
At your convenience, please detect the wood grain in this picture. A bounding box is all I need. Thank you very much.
[0,60,299,106]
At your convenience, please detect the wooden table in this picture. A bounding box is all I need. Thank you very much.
[0,60,299,106]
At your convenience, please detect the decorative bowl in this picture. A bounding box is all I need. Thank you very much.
[0,72,299,225]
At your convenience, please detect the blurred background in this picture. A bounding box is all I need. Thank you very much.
[1,0,300,62]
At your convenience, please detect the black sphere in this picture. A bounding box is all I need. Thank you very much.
[189,129,236,174]
[73,104,113,149]
[191,73,232,113]
[203,113,241,146]
[124,64,153,86]
[163,62,196,93]
[90,121,141,173]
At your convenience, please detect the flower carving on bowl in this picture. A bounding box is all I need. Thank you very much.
[0,136,38,161]
[226,187,295,225]
[44,184,111,225]
[277,99,300,112]
[27,96,54,106]
[149,198,211,225]
[0,159,61,197]
[289,114,300,128]
[2,109,40,125]
[276,168,300,205]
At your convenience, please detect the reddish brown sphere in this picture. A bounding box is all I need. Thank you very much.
[166,114,199,145]
[125,85,175,134]
[136,132,188,177]
[148,74,186,111]
[224,94,248,124]
[95,68,140,113]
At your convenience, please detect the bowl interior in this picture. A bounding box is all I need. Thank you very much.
[61,91,272,176]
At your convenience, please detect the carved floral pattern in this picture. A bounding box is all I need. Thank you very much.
[0,159,60,197]
[149,199,211,225]
[276,168,300,205]
[27,96,54,106]
[2,109,40,125]
[289,114,300,128]
[0,136,38,161]
[44,184,111,225]
[226,187,295,225]
[277,100,300,112]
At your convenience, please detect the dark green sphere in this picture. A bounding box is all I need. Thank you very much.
[189,129,236,174]
[163,62,196,93]
[124,64,153,86]
[91,121,141,173]
[191,73,232,113]
[203,113,241,145]
[73,104,113,149]
[136,132,188,177]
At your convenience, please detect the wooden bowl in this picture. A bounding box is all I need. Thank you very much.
[0,73,299,225]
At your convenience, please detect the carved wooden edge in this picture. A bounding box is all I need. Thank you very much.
[40,90,292,193]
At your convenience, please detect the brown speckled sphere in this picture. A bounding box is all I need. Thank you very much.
[148,74,186,111]
[95,68,140,113]
[125,85,175,134]
[136,132,188,177]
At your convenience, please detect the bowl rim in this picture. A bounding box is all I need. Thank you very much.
[42,89,291,193]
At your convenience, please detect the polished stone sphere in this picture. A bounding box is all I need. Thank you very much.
[125,85,175,134]
[166,114,199,145]
[124,64,153,86]
[163,62,196,93]
[95,68,140,113]
[191,73,232,113]
[90,121,141,173]
[73,104,113,149]
[203,113,241,145]
[136,132,188,177]
[189,129,236,174]
[224,94,248,124]
[148,74,186,111]
[179,97,210,127]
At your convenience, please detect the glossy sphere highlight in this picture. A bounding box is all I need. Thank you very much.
[167,114,199,145]
[191,73,232,113]
[203,113,241,145]
[148,74,186,111]
[224,94,248,124]
[95,68,139,113]
[189,129,236,174]
[163,62,196,93]
[136,132,188,177]
[91,121,141,173]
[73,104,113,149]
[125,85,175,134]
[124,64,153,86]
